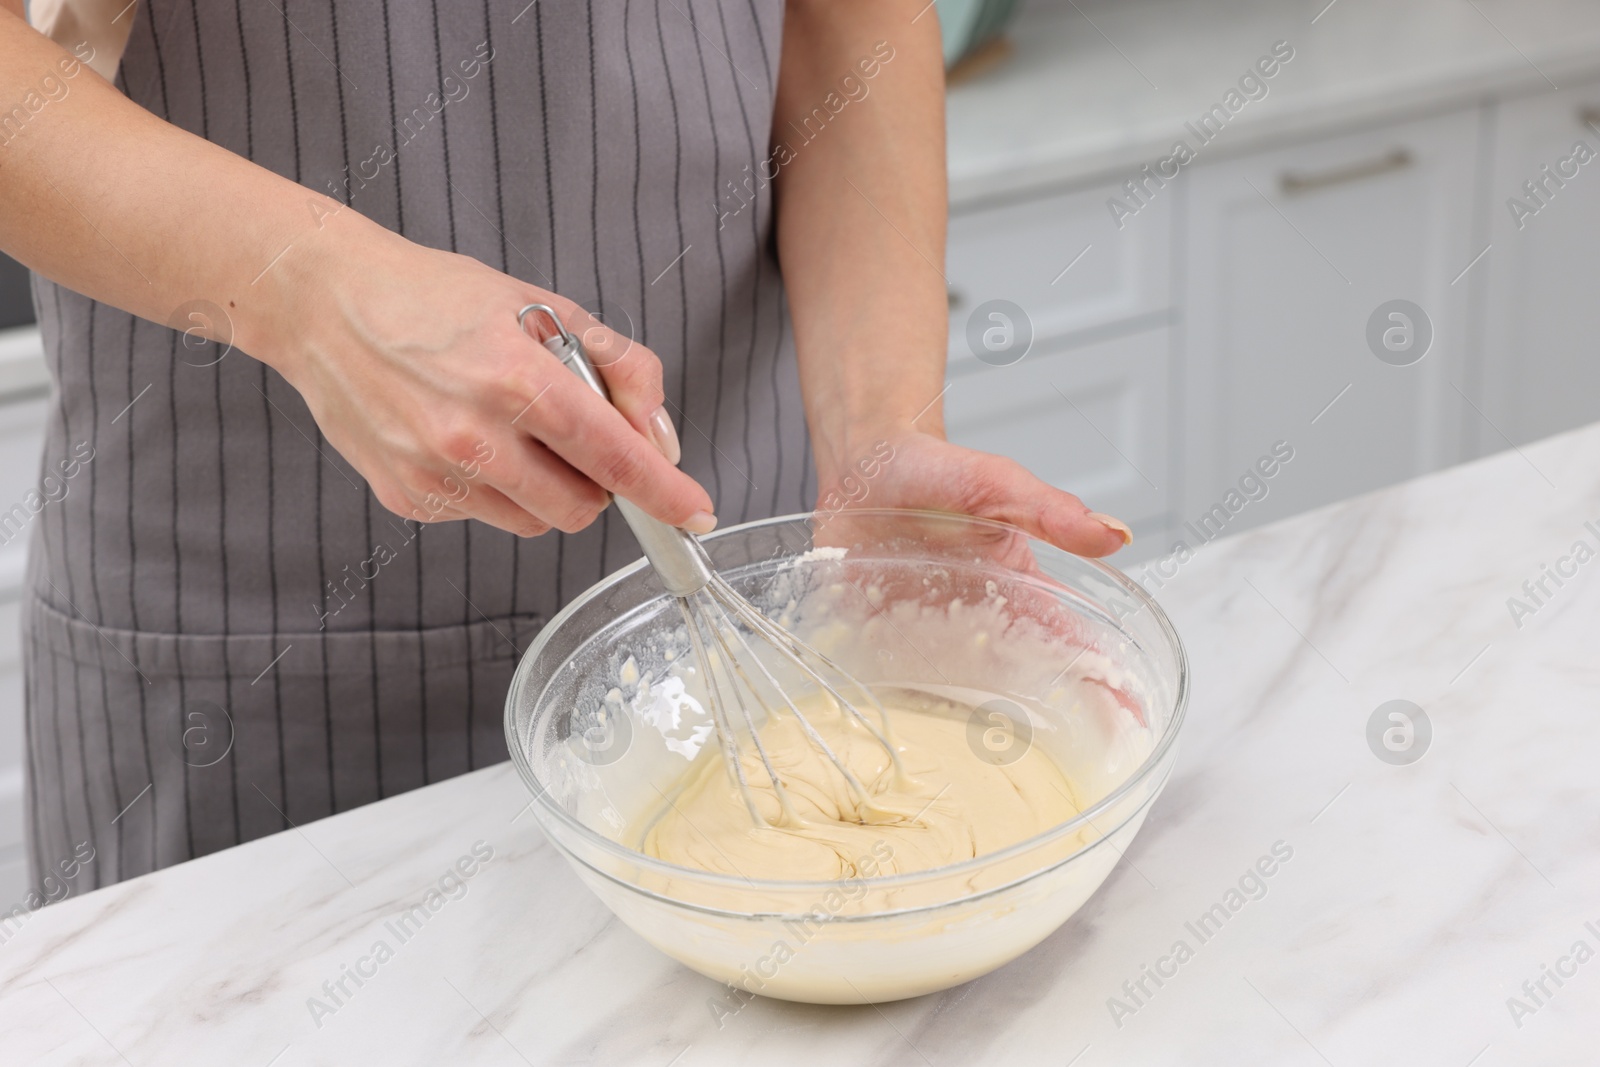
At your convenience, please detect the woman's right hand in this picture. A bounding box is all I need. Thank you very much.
[0,14,708,541]
[247,214,715,539]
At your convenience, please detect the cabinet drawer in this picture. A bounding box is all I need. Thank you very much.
[946,181,1171,366]
[945,327,1170,528]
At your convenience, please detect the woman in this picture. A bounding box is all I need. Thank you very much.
[1,0,1131,894]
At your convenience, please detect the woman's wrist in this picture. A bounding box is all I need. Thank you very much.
[808,396,945,483]
[232,201,391,382]
[796,331,948,482]
[811,420,938,490]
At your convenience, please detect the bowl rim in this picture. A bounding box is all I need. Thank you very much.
[503,507,1190,894]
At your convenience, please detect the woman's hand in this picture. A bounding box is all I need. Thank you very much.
[252,216,716,538]
[813,429,1132,558]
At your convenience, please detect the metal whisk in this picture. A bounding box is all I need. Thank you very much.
[520,305,903,827]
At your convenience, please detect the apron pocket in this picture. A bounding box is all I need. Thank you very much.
[23,596,542,878]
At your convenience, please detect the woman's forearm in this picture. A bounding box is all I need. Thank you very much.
[0,7,716,536]
[0,7,362,366]
[773,0,948,477]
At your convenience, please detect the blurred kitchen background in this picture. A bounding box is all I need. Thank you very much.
[4,0,1599,896]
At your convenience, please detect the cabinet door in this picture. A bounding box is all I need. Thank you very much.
[0,333,47,903]
[1478,80,1600,451]
[0,390,50,597]
[1180,109,1481,534]
[0,596,26,885]
[945,327,1171,537]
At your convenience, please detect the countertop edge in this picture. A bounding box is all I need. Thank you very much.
[947,42,1600,206]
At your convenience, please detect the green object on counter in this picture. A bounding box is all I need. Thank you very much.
[937,0,1021,68]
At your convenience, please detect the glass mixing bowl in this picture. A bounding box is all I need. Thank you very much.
[505,509,1187,1005]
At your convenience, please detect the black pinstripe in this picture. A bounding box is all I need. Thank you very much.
[126,310,156,873]
[481,0,517,623]
[230,0,269,845]
[623,0,658,574]
[67,659,93,888]
[190,0,243,853]
[271,0,337,819]
[168,329,195,859]
[45,285,90,873]
[583,7,613,590]
[143,0,192,863]
[328,0,385,802]
[741,0,790,518]
[714,0,765,524]
[585,9,615,576]
[54,338,98,882]
[46,640,67,863]
[429,0,473,768]
[684,2,732,514]
[653,1,691,432]
[623,0,647,348]
[23,628,42,880]
[534,3,565,614]
[82,297,122,883]
[248,0,292,829]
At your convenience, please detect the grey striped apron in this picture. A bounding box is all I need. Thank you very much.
[23,0,811,897]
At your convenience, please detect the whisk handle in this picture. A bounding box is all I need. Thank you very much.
[517,303,715,597]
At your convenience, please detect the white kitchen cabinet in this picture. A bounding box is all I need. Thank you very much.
[943,175,1176,553]
[1179,109,1482,536]
[0,326,47,907]
[0,597,26,905]
[946,179,1171,367]
[0,395,47,861]
[945,327,1172,539]
[0,393,51,598]
[1476,78,1600,454]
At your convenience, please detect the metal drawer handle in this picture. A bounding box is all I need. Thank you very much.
[1578,106,1600,130]
[1279,148,1413,195]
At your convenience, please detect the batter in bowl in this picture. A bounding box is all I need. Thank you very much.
[636,689,1083,881]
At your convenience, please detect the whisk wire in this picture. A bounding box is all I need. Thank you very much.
[710,578,905,780]
[677,599,765,826]
[702,603,803,826]
[714,606,877,813]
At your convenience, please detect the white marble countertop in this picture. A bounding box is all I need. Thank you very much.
[3,419,1598,1064]
[947,0,1600,202]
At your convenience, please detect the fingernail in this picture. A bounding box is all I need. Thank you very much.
[683,511,718,535]
[648,406,681,466]
[1089,511,1133,546]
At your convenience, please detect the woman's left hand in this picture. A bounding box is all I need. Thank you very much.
[813,430,1133,558]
